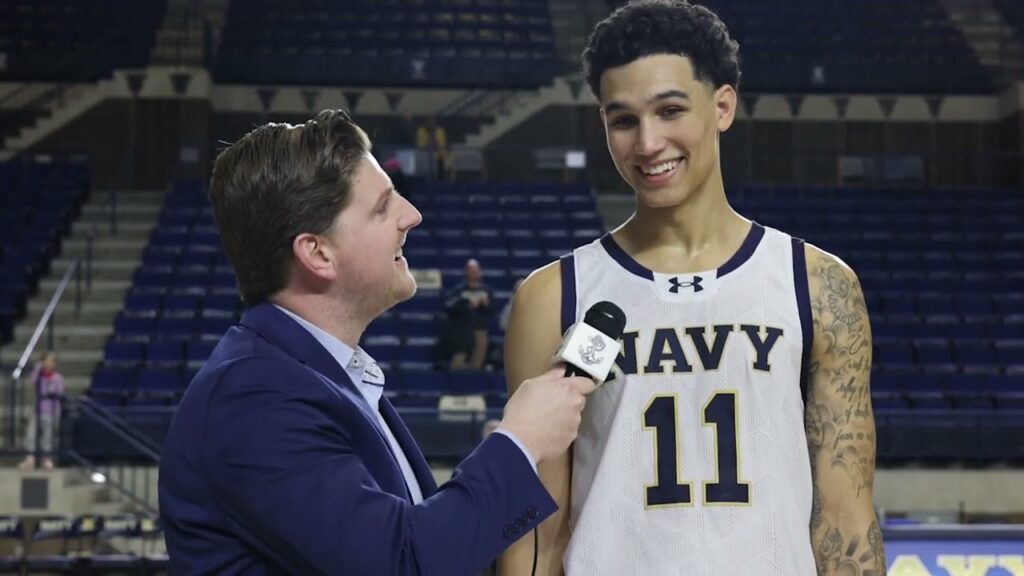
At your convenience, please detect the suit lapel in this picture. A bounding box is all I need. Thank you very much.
[239,303,425,501]
[239,301,411,487]
[379,395,438,496]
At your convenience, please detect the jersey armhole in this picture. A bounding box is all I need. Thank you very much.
[559,253,577,335]
[791,238,813,405]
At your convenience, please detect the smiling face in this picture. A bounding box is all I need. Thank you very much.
[600,54,736,210]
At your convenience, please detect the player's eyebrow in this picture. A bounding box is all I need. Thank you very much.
[604,90,691,114]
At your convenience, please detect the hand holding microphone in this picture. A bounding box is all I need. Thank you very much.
[500,368,595,464]
[499,301,627,464]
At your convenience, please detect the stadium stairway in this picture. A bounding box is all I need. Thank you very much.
[461,76,591,148]
[942,0,1024,85]
[0,82,111,162]
[0,191,161,402]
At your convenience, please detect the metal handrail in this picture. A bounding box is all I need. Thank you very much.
[4,259,87,452]
[63,450,159,515]
[73,396,163,460]
[10,262,81,382]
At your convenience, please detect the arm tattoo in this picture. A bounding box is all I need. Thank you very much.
[816,523,886,576]
[806,253,885,575]
[868,521,887,570]
[808,258,874,493]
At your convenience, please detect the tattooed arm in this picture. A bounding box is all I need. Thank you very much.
[804,245,886,576]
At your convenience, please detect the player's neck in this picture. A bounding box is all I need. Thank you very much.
[625,179,745,254]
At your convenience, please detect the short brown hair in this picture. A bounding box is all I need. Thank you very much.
[208,109,371,305]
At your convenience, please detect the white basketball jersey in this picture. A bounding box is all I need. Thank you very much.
[561,223,817,576]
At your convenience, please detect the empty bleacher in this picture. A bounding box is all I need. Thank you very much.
[77,179,599,460]
[0,0,166,82]
[215,0,560,87]
[0,162,89,345]
[605,0,994,93]
[996,0,1024,41]
[734,186,1024,463]
[78,180,1024,463]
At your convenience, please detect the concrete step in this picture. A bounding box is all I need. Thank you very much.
[81,205,161,223]
[69,220,155,242]
[27,278,128,309]
[25,301,122,325]
[0,352,105,387]
[0,347,102,365]
[39,278,130,296]
[88,189,167,201]
[50,258,137,282]
[62,237,147,261]
[10,325,112,357]
[19,306,120,326]
[61,246,144,263]
[8,334,111,357]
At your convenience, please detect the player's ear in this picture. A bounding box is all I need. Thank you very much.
[714,84,737,132]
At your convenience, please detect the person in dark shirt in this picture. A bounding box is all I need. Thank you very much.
[440,259,493,370]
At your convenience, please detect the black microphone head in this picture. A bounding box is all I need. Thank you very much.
[582,301,627,340]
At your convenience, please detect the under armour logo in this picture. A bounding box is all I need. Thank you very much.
[668,276,703,294]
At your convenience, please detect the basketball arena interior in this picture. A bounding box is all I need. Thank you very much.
[0,0,1023,573]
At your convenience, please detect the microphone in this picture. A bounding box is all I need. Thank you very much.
[554,301,627,383]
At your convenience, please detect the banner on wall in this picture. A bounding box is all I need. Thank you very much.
[886,540,1024,575]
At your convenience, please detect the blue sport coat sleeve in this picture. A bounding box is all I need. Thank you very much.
[196,357,556,575]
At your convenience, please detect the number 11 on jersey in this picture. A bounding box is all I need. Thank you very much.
[643,391,751,508]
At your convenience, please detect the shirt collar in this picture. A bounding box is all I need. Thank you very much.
[273,304,382,384]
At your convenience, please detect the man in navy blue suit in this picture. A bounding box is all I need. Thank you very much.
[158,109,595,575]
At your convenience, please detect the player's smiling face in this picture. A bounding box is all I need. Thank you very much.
[599,54,735,209]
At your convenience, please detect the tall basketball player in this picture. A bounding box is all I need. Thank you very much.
[499,1,886,575]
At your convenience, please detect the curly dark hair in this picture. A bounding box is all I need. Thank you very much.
[583,0,741,99]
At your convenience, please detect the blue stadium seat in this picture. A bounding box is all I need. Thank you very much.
[914,339,953,366]
[187,341,216,366]
[875,339,914,369]
[147,341,184,365]
[137,368,183,398]
[104,341,144,366]
[955,341,995,367]
[199,315,235,338]
[124,292,162,313]
[881,294,915,316]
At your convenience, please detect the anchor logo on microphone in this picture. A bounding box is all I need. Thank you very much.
[579,334,607,366]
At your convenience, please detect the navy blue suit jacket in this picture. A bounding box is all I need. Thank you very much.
[159,303,556,575]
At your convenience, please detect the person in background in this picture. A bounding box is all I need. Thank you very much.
[440,259,493,370]
[19,351,65,470]
[416,115,450,179]
[381,157,410,203]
